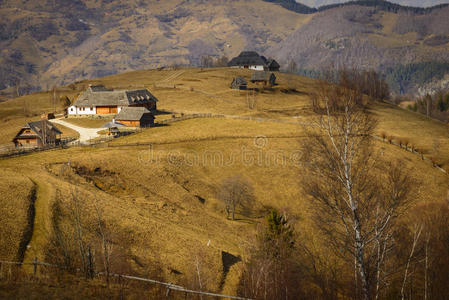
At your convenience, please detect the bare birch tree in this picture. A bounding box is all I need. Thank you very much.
[67,184,89,277]
[400,223,423,300]
[94,200,113,286]
[302,76,412,300]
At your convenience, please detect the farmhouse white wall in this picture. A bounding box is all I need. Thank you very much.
[68,106,96,115]
[249,65,265,71]
[232,65,265,71]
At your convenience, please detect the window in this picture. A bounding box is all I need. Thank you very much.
[71,108,74,112]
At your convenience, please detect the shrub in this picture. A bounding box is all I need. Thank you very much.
[403,138,410,149]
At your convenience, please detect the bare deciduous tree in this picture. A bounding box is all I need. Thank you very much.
[200,55,214,68]
[50,85,60,113]
[14,78,21,97]
[94,200,113,286]
[217,175,255,220]
[287,60,298,74]
[214,56,229,67]
[68,185,88,277]
[246,89,256,110]
[302,76,412,300]
[400,223,423,300]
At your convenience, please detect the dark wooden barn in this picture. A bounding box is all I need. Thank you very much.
[250,72,276,86]
[13,120,62,148]
[115,107,155,128]
[230,77,248,90]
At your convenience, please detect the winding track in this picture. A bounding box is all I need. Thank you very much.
[21,179,54,273]
[51,118,103,143]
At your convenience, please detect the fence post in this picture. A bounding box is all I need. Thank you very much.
[166,286,171,297]
[33,257,38,277]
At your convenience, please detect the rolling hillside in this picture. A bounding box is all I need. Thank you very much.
[267,4,449,93]
[1,0,449,96]
[299,0,449,8]
[1,68,449,297]
[0,0,309,92]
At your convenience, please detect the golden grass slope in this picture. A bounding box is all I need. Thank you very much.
[1,68,449,296]
[0,170,34,261]
[0,116,448,294]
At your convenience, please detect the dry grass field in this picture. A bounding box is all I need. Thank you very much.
[1,68,449,297]
[0,171,34,261]
[63,118,113,129]
[373,102,449,167]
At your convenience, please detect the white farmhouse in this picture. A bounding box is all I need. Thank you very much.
[68,85,158,116]
[228,51,280,71]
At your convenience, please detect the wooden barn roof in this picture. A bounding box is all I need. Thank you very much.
[115,107,154,121]
[267,59,280,70]
[88,85,112,92]
[73,88,158,107]
[13,120,62,141]
[232,77,247,85]
[228,51,267,67]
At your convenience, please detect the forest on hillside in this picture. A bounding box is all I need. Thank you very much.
[264,0,449,14]
[384,62,449,94]
[297,61,449,96]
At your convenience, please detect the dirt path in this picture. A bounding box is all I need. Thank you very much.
[21,178,54,272]
[51,118,102,143]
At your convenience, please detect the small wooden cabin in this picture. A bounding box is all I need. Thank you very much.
[13,120,62,148]
[250,72,276,86]
[266,59,280,72]
[115,107,155,128]
[230,77,248,90]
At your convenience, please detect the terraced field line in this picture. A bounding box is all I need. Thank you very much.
[22,179,54,273]
[160,70,185,82]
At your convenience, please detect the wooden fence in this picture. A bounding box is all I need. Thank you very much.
[0,138,77,159]
[159,111,318,126]
[0,259,252,300]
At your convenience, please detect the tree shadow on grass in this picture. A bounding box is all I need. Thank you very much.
[220,251,242,290]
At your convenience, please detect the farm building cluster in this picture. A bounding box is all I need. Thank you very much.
[11,85,159,148]
[229,51,278,90]
[11,51,281,149]
[67,84,157,127]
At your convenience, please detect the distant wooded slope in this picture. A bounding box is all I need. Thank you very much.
[0,0,448,95]
[298,0,449,8]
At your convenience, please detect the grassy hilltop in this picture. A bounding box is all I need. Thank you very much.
[1,68,449,297]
